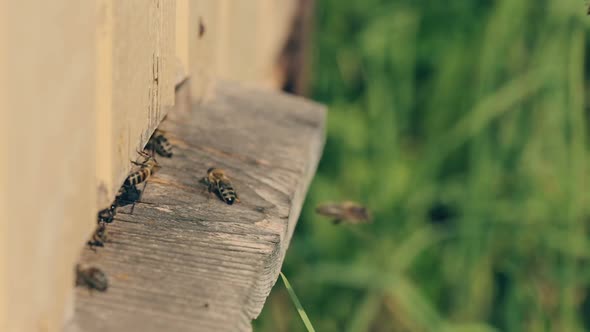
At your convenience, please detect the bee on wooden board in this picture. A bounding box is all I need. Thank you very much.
[145,129,173,158]
[98,203,117,223]
[87,221,108,249]
[75,264,108,292]
[202,167,240,205]
[115,183,141,207]
[125,152,161,187]
[315,201,372,225]
[123,151,162,214]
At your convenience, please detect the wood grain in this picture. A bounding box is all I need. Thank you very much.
[68,80,325,332]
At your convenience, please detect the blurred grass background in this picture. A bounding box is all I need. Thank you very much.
[255,0,590,331]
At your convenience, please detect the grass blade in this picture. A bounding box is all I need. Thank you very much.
[280,272,316,332]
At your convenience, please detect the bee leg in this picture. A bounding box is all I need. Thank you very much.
[198,177,208,186]
[143,147,158,163]
[87,242,100,252]
[206,181,216,195]
[130,181,148,215]
[143,142,156,158]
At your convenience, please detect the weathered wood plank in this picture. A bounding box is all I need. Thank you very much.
[68,80,325,332]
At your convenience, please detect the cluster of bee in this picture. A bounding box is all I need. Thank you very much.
[78,129,175,291]
[88,131,172,250]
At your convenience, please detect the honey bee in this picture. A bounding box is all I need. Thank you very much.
[315,201,372,225]
[98,203,117,223]
[75,264,108,292]
[202,167,240,205]
[114,183,141,207]
[124,153,161,187]
[145,129,173,158]
[123,152,161,214]
[87,221,108,249]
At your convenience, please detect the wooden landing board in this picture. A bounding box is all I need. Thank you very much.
[67,81,326,332]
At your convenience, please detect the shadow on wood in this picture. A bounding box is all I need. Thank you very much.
[67,80,326,332]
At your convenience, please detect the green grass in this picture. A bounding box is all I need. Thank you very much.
[255,0,590,331]
[280,272,317,332]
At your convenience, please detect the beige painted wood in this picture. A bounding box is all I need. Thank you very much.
[224,0,299,89]
[96,0,177,209]
[0,2,97,332]
[176,0,298,101]
[67,80,326,332]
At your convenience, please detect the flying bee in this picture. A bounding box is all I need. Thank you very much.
[87,221,108,249]
[202,167,240,205]
[75,264,108,292]
[315,201,372,225]
[98,203,117,223]
[145,129,173,158]
[124,153,161,187]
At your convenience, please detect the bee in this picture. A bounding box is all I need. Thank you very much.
[202,167,240,205]
[315,201,372,225]
[145,129,173,158]
[114,183,141,207]
[87,221,108,249]
[124,153,161,187]
[123,151,161,214]
[98,203,117,223]
[75,264,108,292]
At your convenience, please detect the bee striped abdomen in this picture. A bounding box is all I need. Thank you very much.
[205,167,239,205]
[146,130,173,158]
[154,135,173,157]
[218,181,238,205]
[124,168,151,187]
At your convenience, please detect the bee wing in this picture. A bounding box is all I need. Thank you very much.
[315,203,345,219]
[347,206,372,222]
